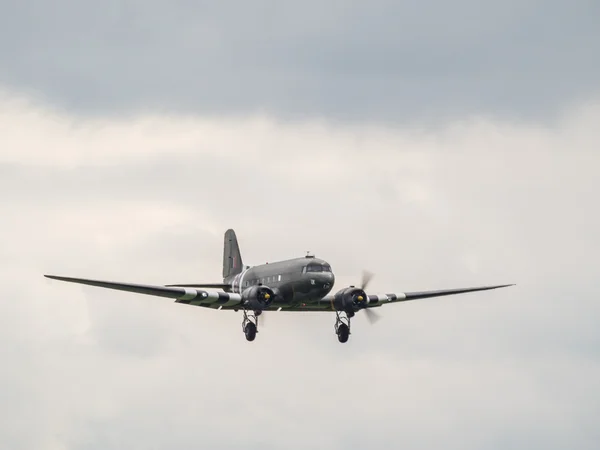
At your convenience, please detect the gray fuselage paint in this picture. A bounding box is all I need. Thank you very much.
[224,256,334,308]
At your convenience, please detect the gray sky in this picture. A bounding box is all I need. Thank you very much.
[1,0,599,122]
[1,1,599,449]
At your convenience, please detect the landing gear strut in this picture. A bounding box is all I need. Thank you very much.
[242,309,261,341]
[334,310,353,343]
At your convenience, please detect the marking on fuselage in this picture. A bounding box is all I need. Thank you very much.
[238,268,248,294]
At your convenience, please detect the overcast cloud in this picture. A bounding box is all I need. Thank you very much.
[1,1,600,449]
[1,0,599,122]
[2,88,599,449]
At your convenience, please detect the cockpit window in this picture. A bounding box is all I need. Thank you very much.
[305,264,331,273]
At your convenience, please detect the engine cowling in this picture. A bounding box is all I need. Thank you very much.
[242,285,275,310]
[333,287,368,314]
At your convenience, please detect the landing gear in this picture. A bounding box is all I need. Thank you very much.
[334,311,352,343]
[242,310,261,342]
[244,322,257,341]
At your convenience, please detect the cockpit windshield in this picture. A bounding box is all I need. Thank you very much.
[305,264,332,273]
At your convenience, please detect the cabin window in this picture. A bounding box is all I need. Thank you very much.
[307,264,332,273]
[278,275,282,281]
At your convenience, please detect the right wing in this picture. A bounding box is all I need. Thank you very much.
[367,284,516,306]
[305,284,515,312]
[44,275,242,309]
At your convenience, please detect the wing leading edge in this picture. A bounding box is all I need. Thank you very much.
[45,275,513,312]
[44,275,242,308]
[294,283,514,312]
[366,284,515,306]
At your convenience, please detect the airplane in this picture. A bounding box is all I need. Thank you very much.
[44,229,514,343]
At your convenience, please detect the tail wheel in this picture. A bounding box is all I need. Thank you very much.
[244,322,257,341]
[337,323,349,343]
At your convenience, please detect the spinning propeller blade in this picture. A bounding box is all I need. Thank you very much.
[360,270,381,324]
[364,307,381,324]
[361,270,374,290]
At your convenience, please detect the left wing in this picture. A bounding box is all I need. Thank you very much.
[44,275,242,309]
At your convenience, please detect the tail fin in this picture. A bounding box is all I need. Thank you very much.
[223,229,244,279]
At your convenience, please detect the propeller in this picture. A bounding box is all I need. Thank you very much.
[363,307,381,324]
[361,270,374,290]
[359,270,381,324]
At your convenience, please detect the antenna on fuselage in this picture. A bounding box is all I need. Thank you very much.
[305,251,315,258]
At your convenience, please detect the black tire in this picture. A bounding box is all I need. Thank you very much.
[337,323,349,343]
[245,322,257,341]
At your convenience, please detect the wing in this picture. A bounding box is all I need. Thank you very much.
[298,284,515,311]
[44,275,242,309]
[364,284,515,307]
[165,283,232,289]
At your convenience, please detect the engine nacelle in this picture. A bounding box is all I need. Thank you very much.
[333,287,368,314]
[242,285,275,310]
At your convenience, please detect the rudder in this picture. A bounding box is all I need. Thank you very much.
[223,229,244,279]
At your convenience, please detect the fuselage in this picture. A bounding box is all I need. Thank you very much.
[225,255,335,307]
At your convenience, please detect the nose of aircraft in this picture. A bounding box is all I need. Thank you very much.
[314,271,335,290]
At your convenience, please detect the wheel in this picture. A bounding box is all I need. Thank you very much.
[337,323,349,343]
[244,322,257,341]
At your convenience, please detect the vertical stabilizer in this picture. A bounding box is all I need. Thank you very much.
[223,229,244,279]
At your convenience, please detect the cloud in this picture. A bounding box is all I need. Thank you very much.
[1,89,599,449]
[0,1,598,122]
